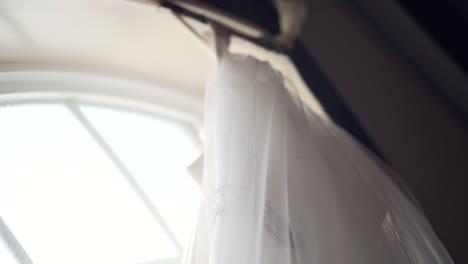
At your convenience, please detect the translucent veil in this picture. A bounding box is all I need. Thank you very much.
[183,53,454,264]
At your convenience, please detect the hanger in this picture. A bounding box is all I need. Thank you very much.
[213,25,230,61]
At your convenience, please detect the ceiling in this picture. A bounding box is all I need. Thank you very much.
[0,0,215,99]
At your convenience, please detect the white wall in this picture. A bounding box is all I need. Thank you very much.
[0,0,214,98]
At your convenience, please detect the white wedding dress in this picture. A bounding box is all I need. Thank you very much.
[183,54,453,264]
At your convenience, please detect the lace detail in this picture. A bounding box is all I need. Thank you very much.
[264,204,295,248]
[211,186,294,248]
[211,186,245,216]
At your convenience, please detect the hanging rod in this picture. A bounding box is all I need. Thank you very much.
[132,0,288,54]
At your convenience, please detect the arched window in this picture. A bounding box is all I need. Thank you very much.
[0,72,202,264]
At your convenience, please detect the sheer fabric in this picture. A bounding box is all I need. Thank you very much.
[184,54,453,264]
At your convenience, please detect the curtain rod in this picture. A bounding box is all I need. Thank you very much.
[148,0,289,54]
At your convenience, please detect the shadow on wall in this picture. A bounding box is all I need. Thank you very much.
[299,0,468,262]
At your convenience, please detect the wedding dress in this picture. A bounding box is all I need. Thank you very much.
[183,54,453,264]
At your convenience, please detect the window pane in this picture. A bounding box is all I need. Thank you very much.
[0,104,179,264]
[0,217,30,264]
[80,105,201,246]
[0,234,19,264]
[0,239,18,264]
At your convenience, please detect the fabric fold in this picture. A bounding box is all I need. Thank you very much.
[184,54,453,264]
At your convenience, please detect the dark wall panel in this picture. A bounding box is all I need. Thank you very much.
[299,0,468,262]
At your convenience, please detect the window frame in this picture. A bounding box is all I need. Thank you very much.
[0,69,204,132]
[0,70,204,264]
